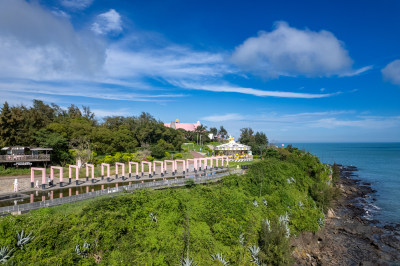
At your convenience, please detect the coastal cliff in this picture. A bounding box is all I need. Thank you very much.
[292,165,400,265]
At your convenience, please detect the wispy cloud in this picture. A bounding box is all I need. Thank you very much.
[202,111,400,129]
[105,45,231,79]
[60,0,93,10]
[339,65,373,77]
[0,80,186,103]
[310,116,400,129]
[91,108,133,118]
[173,81,339,99]
[202,113,245,122]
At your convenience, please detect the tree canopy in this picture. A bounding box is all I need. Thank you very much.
[239,127,269,155]
[0,100,185,164]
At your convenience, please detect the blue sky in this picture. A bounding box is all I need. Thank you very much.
[1,0,400,142]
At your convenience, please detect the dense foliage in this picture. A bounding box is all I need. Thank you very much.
[0,149,335,265]
[0,100,185,164]
[239,128,269,155]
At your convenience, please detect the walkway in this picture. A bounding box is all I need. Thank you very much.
[190,151,205,158]
[0,169,241,215]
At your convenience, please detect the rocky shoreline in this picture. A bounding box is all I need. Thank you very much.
[292,165,400,265]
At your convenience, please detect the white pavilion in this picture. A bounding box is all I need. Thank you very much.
[215,137,253,162]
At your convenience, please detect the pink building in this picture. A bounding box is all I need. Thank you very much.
[164,119,201,132]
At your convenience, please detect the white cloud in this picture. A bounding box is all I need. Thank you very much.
[105,45,230,79]
[91,9,122,36]
[0,0,105,80]
[231,22,358,78]
[173,81,339,99]
[339,65,373,77]
[51,9,71,19]
[382,60,400,86]
[91,108,133,118]
[0,81,186,103]
[310,116,400,129]
[202,113,245,122]
[60,0,93,10]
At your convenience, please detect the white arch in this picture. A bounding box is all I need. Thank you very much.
[153,161,164,177]
[128,162,139,179]
[101,163,110,181]
[50,166,63,187]
[69,165,79,185]
[86,164,95,183]
[186,158,198,173]
[141,161,152,178]
[175,159,186,174]
[115,162,125,179]
[31,167,46,189]
[164,160,175,175]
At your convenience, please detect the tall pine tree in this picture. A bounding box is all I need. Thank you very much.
[0,102,13,146]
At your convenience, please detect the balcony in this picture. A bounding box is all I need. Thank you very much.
[0,154,50,163]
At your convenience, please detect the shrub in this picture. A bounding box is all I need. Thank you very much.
[185,179,196,188]
[174,153,182,159]
[104,155,115,164]
[258,219,293,265]
[332,163,340,182]
[145,156,154,162]
[150,145,165,159]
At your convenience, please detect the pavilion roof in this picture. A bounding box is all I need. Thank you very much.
[215,140,251,151]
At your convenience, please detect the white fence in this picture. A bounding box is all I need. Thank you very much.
[0,171,229,215]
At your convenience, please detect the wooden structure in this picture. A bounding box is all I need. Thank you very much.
[0,147,52,164]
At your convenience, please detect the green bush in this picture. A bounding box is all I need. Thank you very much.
[103,155,115,164]
[145,156,154,162]
[332,162,340,182]
[151,145,165,159]
[174,153,182,159]
[258,219,293,265]
[185,178,196,188]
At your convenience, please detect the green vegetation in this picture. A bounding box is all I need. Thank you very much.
[239,128,268,155]
[0,100,185,165]
[0,148,336,265]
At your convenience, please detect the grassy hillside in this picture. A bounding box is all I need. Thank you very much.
[0,149,336,265]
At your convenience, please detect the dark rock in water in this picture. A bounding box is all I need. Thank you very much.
[292,164,400,265]
[384,225,396,231]
[380,235,400,250]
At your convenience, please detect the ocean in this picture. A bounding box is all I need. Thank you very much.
[291,143,400,224]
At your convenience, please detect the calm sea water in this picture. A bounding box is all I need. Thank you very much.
[291,143,400,224]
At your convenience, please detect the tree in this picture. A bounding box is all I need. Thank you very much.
[82,106,95,121]
[218,126,228,139]
[195,125,207,145]
[67,104,82,118]
[239,128,254,146]
[35,129,72,165]
[209,127,218,135]
[239,128,268,155]
[0,102,13,146]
